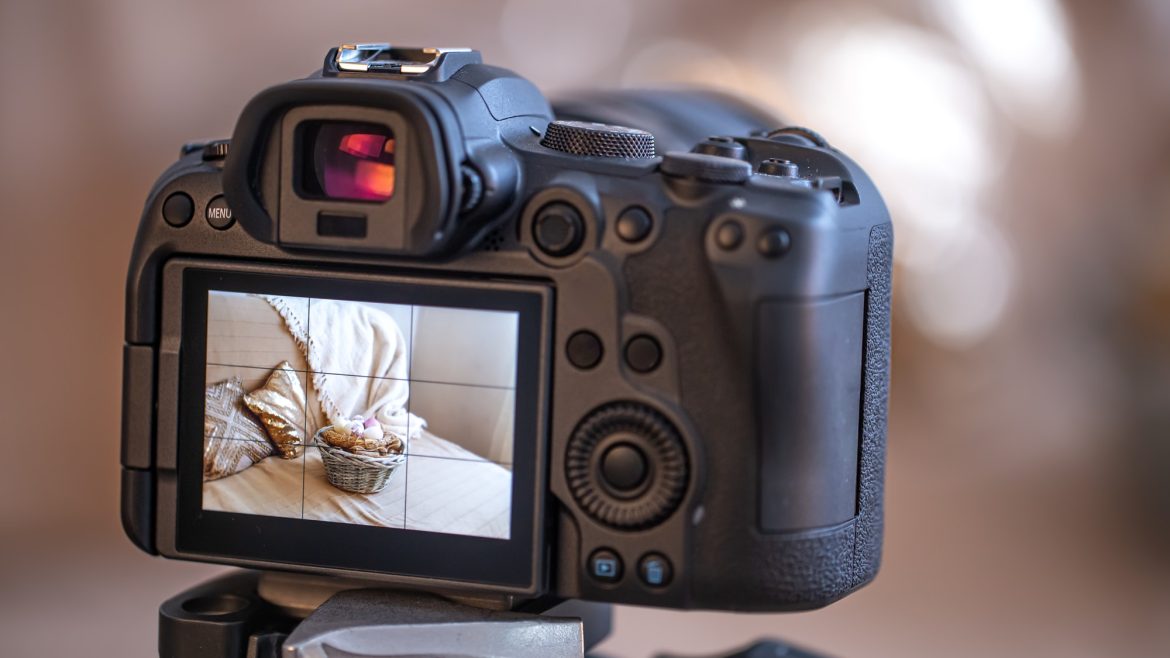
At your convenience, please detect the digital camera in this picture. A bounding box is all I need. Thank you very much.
[121,45,893,612]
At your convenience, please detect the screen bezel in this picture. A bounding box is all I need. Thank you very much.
[174,267,545,590]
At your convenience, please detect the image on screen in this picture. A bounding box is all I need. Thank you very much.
[199,290,517,540]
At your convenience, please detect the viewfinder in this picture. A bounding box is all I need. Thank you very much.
[298,121,396,202]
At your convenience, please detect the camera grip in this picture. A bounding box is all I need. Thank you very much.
[756,293,865,531]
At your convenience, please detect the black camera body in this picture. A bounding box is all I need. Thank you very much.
[121,45,892,612]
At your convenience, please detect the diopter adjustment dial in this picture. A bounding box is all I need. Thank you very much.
[540,121,656,159]
[566,402,688,529]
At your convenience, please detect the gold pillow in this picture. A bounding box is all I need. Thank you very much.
[203,377,275,481]
[243,361,307,458]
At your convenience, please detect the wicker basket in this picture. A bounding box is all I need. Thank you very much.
[313,426,406,494]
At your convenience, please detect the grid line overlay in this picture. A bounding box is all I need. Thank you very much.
[206,363,517,391]
[201,290,516,539]
[202,435,512,466]
[402,302,413,531]
[300,296,311,519]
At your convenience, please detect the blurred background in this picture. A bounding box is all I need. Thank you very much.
[2,0,1168,656]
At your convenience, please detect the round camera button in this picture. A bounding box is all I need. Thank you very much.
[757,227,792,258]
[758,158,799,178]
[715,220,744,250]
[205,195,234,230]
[616,206,653,243]
[600,443,648,492]
[587,549,623,583]
[625,334,662,374]
[638,553,673,588]
[693,136,746,160]
[567,330,603,370]
[533,202,584,257]
[162,192,194,227]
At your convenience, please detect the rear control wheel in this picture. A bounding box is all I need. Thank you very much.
[566,402,688,529]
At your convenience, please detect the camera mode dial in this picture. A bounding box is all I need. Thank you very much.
[566,403,688,529]
[540,121,656,159]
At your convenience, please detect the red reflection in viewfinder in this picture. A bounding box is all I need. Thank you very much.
[318,127,396,202]
[339,133,388,159]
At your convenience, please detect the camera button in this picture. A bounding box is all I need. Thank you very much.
[205,195,234,230]
[601,443,648,492]
[692,136,746,160]
[616,206,653,243]
[624,334,662,373]
[757,227,792,258]
[758,158,799,178]
[638,553,673,588]
[588,549,623,583]
[533,202,584,257]
[567,330,603,370]
[162,192,194,227]
[715,220,744,250]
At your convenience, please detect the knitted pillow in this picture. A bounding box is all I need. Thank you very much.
[203,377,275,481]
[243,361,308,459]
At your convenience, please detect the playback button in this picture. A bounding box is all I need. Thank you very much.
[587,548,623,583]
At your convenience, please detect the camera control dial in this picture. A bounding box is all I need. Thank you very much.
[567,403,688,529]
[540,121,656,159]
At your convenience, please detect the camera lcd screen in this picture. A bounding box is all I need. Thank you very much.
[175,268,545,589]
[201,291,518,539]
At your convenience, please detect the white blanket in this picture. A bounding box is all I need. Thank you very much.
[262,295,426,441]
[202,429,511,539]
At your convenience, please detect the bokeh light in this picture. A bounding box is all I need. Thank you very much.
[931,0,1082,137]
